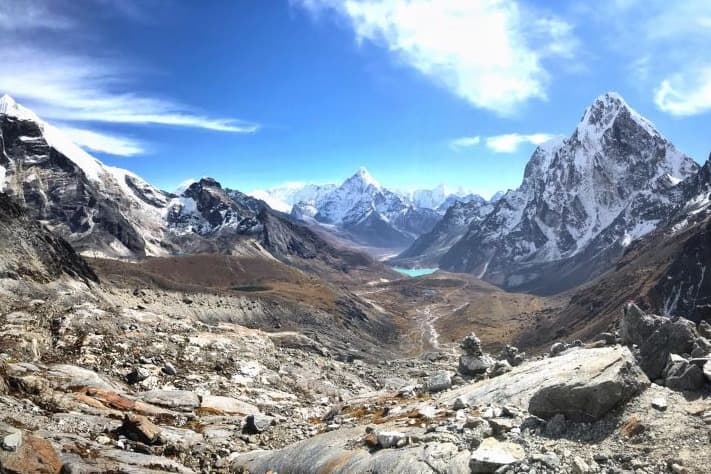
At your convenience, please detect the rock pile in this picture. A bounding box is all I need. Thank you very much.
[622,303,711,391]
[458,333,525,379]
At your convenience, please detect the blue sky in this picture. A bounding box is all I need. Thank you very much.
[1,0,710,198]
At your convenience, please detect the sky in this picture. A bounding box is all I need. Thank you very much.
[1,0,710,199]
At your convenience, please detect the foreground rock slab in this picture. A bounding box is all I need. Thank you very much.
[231,427,470,474]
[469,437,525,473]
[445,346,649,420]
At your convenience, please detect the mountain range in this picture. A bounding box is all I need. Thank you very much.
[2,91,711,307]
[408,92,700,294]
[253,168,491,251]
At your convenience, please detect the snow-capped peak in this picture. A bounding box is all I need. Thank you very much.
[0,94,41,122]
[576,92,659,142]
[347,166,381,190]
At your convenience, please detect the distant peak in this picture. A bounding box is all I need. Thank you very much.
[348,166,380,188]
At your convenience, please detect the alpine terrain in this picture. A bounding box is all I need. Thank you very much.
[2,91,711,474]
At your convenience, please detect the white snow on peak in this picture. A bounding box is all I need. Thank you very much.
[576,92,660,143]
[348,167,381,190]
[0,94,106,182]
[0,94,41,122]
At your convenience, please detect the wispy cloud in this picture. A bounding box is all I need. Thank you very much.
[59,127,145,157]
[449,136,481,150]
[0,0,258,157]
[486,133,557,153]
[587,0,711,117]
[450,132,557,153]
[295,0,578,115]
[654,66,711,116]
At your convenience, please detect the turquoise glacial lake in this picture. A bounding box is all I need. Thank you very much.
[391,267,439,277]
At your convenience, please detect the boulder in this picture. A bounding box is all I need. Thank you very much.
[491,360,512,377]
[638,319,697,380]
[375,431,407,449]
[140,390,200,411]
[550,342,567,356]
[498,345,525,366]
[445,347,648,416]
[621,303,662,346]
[231,427,470,473]
[426,371,452,393]
[469,437,525,473]
[704,360,711,382]
[528,348,648,421]
[460,333,484,355]
[245,414,274,433]
[664,354,705,391]
[459,354,494,376]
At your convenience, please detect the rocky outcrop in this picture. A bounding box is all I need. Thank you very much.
[447,346,648,419]
[621,303,710,391]
[0,192,97,284]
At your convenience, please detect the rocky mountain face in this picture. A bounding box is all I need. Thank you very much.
[440,92,698,293]
[392,197,494,267]
[0,96,390,280]
[0,192,97,284]
[0,94,173,259]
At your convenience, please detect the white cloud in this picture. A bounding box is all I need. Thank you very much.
[485,133,556,153]
[60,127,145,157]
[296,0,577,115]
[654,67,711,116]
[450,136,481,150]
[0,0,258,158]
[587,1,711,116]
[0,47,260,134]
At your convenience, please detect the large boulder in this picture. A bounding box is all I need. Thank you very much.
[231,426,470,473]
[621,303,662,346]
[445,347,649,421]
[664,354,705,391]
[459,354,494,376]
[638,319,697,380]
[469,437,525,473]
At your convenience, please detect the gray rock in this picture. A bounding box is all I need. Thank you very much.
[527,347,649,421]
[1,429,22,452]
[469,437,525,473]
[498,345,525,366]
[704,360,711,382]
[638,318,697,380]
[491,360,512,377]
[126,366,151,384]
[141,390,200,411]
[162,362,177,376]
[621,303,662,346]
[549,342,567,356]
[376,430,407,449]
[531,452,561,468]
[246,414,274,433]
[459,354,494,375]
[651,397,667,411]
[426,371,452,393]
[461,333,484,355]
[664,354,705,391]
[699,320,711,339]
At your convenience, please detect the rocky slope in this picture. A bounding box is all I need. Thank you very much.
[440,92,698,294]
[0,192,96,284]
